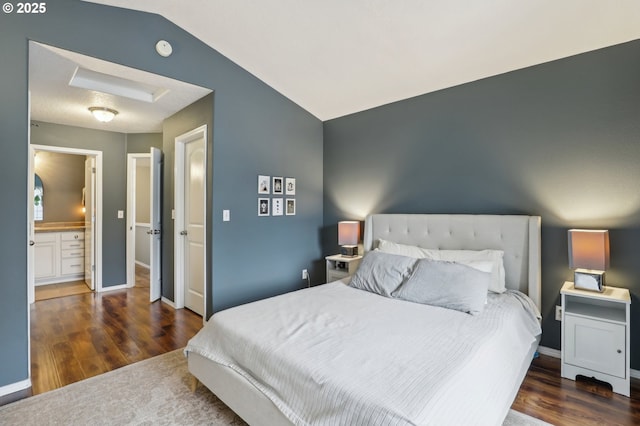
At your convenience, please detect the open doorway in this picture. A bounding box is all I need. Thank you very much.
[126,147,162,302]
[28,145,102,303]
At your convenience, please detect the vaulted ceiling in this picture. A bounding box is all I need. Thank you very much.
[87,1,640,121]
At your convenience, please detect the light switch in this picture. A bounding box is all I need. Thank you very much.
[117,210,124,219]
[223,210,230,222]
[171,209,175,220]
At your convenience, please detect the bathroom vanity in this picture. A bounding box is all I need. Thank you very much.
[34,225,85,285]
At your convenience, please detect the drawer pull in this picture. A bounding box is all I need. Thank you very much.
[70,264,82,268]
[617,349,622,354]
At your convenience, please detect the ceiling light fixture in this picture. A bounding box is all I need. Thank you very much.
[89,106,118,123]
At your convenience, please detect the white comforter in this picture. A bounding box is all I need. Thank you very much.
[185,282,541,426]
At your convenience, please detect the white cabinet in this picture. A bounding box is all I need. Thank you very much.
[34,231,85,285]
[34,232,57,280]
[325,254,362,283]
[561,281,630,396]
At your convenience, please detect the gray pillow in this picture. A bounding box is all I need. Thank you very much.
[391,258,490,315]
[349,251,417,297]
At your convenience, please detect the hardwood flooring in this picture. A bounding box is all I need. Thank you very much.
[30,277,203,395]
[34,280,91,301]
[513,354,640,425]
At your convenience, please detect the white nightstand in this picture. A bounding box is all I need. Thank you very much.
[560,281,631,396]
[325,254,362,283]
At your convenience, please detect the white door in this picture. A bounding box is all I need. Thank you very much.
[180,135,206,316]
[27,148,35,304]
[183,137,206,315]
[149,148,162,302]
[84,157,96,290]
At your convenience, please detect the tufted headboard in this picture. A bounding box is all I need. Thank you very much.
[363,214,541,310]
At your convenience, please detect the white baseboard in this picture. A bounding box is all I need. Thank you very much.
[99,284,128,293]
[537,345,561,358]
[134,261,150,269]
[161,296,175,308]
[537,345,640,379]
[0,378,30,398]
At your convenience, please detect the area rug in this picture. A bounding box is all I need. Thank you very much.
[0,349,552,425]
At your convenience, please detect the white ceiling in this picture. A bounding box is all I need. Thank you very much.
[85,0,640,121]
[29,42,212,133]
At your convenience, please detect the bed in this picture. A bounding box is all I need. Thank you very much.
[185,214,542,425]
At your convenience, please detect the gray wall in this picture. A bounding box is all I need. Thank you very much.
[0,0,323,390]
[31,121,128,288]
[324,40,640,368]
[127,133,162,154]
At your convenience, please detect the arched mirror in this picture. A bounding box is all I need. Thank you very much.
[34,173,44,221]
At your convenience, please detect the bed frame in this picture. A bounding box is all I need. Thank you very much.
[188,214,542,425]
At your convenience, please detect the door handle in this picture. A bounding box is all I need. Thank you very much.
[147,229,161,235]
[180,230,188,236]
[29,240,35,246]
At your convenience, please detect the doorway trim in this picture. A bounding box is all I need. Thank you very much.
[126,153,151,289]
[174,124,208,318]
[29,144,103,301]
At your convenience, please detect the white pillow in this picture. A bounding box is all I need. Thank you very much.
[349,250,417,297]
[377,239,432,258]
[391,258,491,315]
[377,239,506,293]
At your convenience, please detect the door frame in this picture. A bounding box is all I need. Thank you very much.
[174,124,208,318]
[126,153,151,289]
[29,144,103,300]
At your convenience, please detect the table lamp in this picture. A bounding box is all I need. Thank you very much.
[568,229,609,292]
[338,221,359,257]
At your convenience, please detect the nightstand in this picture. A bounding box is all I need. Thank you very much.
[325,254,362,283]
[560,281,631,396]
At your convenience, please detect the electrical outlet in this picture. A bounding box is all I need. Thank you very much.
[555,305,562,321]
[302,269,308,280]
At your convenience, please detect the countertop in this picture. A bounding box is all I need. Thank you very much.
[34,222,85,233]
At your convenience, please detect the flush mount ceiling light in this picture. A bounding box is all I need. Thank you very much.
[89,106,119,123]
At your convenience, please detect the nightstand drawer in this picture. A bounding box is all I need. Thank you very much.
[564,314,626,379]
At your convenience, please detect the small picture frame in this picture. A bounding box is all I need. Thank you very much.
[258,198,270,216]
[285,177,296,195]
[273,176,283,194]
[272,198,283,216]
[286,198,296,216]
[258,175,270,194]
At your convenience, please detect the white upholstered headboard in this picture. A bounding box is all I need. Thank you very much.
[363,214,541,310]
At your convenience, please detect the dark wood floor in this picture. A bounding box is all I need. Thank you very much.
[513,354,640,425]
[30,273,203,395]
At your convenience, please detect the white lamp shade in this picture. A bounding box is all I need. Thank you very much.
[338,221,359,246]
[568,229,610,271]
